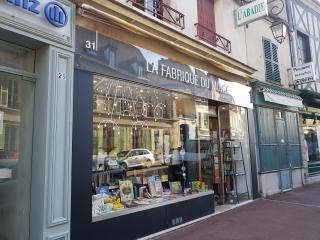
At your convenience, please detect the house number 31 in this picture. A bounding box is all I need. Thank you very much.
[85,40,97,51]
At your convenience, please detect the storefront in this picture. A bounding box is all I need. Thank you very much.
[0,0,75,239]
[299,90,320,178]
[251,81,304,196]
[71,21,256,239]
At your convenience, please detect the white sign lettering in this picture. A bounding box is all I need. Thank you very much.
[235,0,268,26]
[0,0,72,42]
[146,61,229,94]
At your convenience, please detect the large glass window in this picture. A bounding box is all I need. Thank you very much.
[0,72,34,240]
[218,105,251,203]
[0,40,35,73]
[91,75,215,220]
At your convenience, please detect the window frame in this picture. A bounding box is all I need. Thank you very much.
[262,38,281,83]
[296,31,312,65]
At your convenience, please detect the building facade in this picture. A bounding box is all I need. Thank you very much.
[71,0,259,239]
[244,0,304,196]
[0,0,75,239]
[286,0,320,182]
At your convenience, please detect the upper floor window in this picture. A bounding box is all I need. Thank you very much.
[0,83,8,108]
[137,64,144,77]
[0,78,19,109]
[132,0,145,11]
[128,0,184,29]
[197,0,216,40]
[263,39,280,83]
[297,31,311,65]
[195,0,231,53]
[0,40,35,73]
[104,46,117,68]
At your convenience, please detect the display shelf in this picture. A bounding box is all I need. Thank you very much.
[225,172,246,176]
[125,165,169,177]
[92,168,124,175]
[92,190,214,222]
[224,159,244,163]
[223,141,249,204]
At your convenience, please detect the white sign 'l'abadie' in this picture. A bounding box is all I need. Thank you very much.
[235,0,268,26]
[292,62,316,85]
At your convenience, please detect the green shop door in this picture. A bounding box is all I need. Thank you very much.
[257,108,301,190]
[275,111,292,191]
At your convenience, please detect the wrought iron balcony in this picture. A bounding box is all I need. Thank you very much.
[195,23,232,53]
[127,0,185,29]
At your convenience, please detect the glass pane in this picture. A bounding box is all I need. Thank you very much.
[219,105,251,202]
[0,40,35,73]
[92,76,212,219]
[0,72,34,240]
[304,125,320,162]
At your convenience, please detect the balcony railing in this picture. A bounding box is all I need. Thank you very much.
[127,0,185,29]
[195,23,232,54]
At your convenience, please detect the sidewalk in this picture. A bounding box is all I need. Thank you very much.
[151,183,320,240]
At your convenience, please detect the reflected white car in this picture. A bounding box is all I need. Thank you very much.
[117,149,155,169]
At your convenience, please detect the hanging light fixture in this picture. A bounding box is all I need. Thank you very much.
[270,19,288,44]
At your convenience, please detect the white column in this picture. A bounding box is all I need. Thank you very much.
[30,45,74,240]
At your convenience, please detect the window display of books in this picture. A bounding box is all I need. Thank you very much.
[92,175,211,217]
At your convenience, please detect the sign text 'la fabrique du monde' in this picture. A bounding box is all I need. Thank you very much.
[146,62,229,94]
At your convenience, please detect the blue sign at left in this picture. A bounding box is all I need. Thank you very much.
[6,0,68,28]
[6,0,40,14]
[44,2,68,27]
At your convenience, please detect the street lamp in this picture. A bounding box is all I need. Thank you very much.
[270,19,288,44]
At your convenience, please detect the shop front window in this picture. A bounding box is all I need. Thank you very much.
[218,105,251,203]
[0,72,34,240]
[0,40,35,73]
[91,75,214,220]
[304,125,320,162]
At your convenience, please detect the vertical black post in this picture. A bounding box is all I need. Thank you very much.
[71,70,93,240]
[247,108,260,199]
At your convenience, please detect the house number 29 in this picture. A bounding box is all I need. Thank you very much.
[57,72,66,80]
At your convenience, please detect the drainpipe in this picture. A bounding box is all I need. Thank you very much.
[286,0,306,187]
[286,0,296,68]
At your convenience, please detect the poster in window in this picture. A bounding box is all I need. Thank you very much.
[119,180,134,202]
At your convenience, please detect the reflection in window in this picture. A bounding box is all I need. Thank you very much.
[104,46,116,68]
[137,64,144,77]
[0,40,35,73]
[91,75,214,219]
[297,31,311,65]
[0,72,34,240]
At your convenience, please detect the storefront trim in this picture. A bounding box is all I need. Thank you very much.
[75,26,253,109]
[0,64,36,82]
[251,80,302,111]
[258,166,303,174]
[47,232,69,240]
[76,0,256,80]
[261,87,303,108]
[93,190,214,222]
[0,0,75,50]
[71,69,216,240]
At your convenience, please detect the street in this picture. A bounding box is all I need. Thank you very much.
[152,183,320,240]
